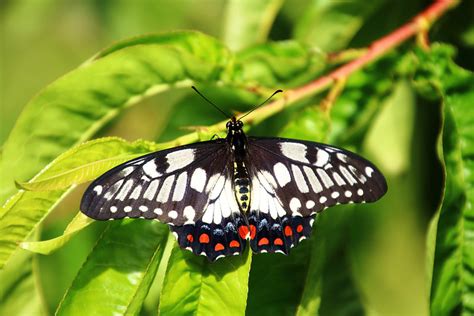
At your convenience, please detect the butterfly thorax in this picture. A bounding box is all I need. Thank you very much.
[226,118,251,213]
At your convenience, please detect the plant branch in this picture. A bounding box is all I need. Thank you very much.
[158,0,457,149]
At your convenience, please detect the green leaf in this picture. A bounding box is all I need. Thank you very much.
[223,0,284,51]
[0,189,70,269]
[17,137,157,191]
[0,242,47,315]
[424,45,474,315]
[233,41,327,88]
[20,213,93,255]
[247,243,311,316]
[159,245,252,315]
[0,31,232,203]
[56,220,169,315]
[0,138,153,268]
[298,209,365,316]
[294,0,386,52]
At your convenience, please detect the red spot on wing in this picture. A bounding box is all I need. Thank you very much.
[274,238,284,246]
[239,225,250,239]
[186,234,194,242]
[297,224,304,233]
[214,243,225,251]
[250,225,257,240]
[230,240,240,248]
[258,237,269,246]
[284,226,293,237]
[199,233,210,244]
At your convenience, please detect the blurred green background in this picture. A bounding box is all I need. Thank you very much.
[1,0,473,315]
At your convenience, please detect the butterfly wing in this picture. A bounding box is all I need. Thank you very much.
[245,137,387,254]
[80,139,247,260]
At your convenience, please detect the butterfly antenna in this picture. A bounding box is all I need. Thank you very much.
[192,86,231,119]
[239,89,283,120]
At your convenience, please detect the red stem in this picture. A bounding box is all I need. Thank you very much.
[286,0,457,102]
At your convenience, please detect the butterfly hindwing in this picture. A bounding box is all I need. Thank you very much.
[246,137,387,254]
[169,165,249,260]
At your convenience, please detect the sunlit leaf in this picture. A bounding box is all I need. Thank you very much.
[159,245,252,315]
[56,220,169,315]
[20,213,93,255]
[0,138,154,268]
[223,0,284,51]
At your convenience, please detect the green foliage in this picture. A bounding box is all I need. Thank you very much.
[1,1,473,315]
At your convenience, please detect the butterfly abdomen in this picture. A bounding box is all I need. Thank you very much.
[233,161,251,213]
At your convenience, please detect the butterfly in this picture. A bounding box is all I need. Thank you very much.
[80,90,387,261]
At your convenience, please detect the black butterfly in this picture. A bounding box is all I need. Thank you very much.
[81,93,387,261]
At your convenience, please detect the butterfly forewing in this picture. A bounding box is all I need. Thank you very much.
[81,140,229,225]
[245,137,387,254]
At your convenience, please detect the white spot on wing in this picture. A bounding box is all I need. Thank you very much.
[153,208,163,215]
[116,179,134,201]
[139,205,148,212]
[303,166,323,193]
[260,170,277,188]
[190,168,206,192]
[165,149,195,173]
[306,200,315,209]
[205,173,221,193]
[333,172,346,186]
[110,206,117,213]
[349,165,367,183]
[365,166,374,177]
[220,180,233,218]
[168,210,178,219]
[143,160,161,178]
[337,153,348,162]
[317,169,334,188]
[183,206,196,223]
[172,172,188,202]
[120,166,135,177]
[104,180,123,200]
[268,199,277,219]
[340,166,357,185]
[93,185,103,195]
[274,162,291,187]
[315,149,330,167]
[279,142,309,163]
[130,185,142,200]
[291,164,309,193]
[157,175,175,202]
[319,196,327,204]
[209,175,225,200]
[124,206,132,213]
[213,199,222,224]
[257,173,273,193]
[331,192,340,199]
[143,180,160,200]
[289,197,302,213]
[202,203,214,224]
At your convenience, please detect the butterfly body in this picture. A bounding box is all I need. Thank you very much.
[81,117,387,261]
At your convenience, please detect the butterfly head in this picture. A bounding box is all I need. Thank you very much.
[226,117,244,135]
